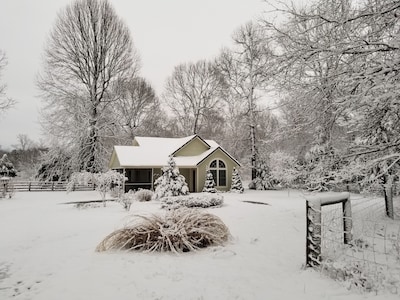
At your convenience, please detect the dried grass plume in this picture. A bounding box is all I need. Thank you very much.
[96,208,230,253]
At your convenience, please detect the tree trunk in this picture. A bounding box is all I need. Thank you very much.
[82,102,99,173]
[250,124,257,180]
[193,110,200,134]
[249,85,257,180]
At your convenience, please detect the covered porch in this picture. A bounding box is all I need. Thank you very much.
[121,167,198,192]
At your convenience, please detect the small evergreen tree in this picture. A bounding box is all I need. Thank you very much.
[153,156,189,200]
[202,170,217,193]
[249,160,275,190]
[230,168,244,193]
[0,154,17,177]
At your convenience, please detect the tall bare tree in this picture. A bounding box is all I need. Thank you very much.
[37,0,140,173]
[0,50,16,114]
[265,0,354,145]
[113,77,158,140]
[265,0,400,186]
[163,60,226,135]
[216,21,273,180]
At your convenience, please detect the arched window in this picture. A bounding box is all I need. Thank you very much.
[209,159,226,187]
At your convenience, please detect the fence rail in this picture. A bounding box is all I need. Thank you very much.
[7,181,95,192]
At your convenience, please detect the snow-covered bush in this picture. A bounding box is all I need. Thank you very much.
[116,189,154,211]
[230,168,244,193]
[35,147,72,181]
[321,259,400,293]
[67,170,126,206]
[117,190,135,211]
[153,156,189,200]
[96,208,230,253]
[303,142,342,192]
[0,154,15,198]
[135,189,153,202]
[93,171,126,202]
[202,170,217,193]
[110,184,124,199]
[269,151,300,189]
[161,193,224,210]
[0,154,17,177]
[0,179,15,199]
[249,160,276,190]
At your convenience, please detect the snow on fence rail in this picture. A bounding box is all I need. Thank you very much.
[9,181,95,192]
[306,190,400,294]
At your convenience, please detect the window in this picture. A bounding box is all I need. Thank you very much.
[126,169,152,183]
[209,159,227,187]
[124,169,152,192]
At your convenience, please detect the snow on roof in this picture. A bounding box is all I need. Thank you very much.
[174,147,215,167]
[134,135,196,150]
[113,135,239,168]
[114,135,205,167]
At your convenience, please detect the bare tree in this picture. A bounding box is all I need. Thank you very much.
[163,60,226,135]
[264,0,400,185]
[265,0,354,144]
[113,77,158,140]
[37,0,140,173]
[216,21,273,180]
[8,134,43,180]
[0,50,16,113]
[13,134,35,151]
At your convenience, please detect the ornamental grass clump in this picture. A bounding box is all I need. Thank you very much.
[95,208,230,253]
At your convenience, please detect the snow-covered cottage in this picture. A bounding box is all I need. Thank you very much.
[109,135,240,192]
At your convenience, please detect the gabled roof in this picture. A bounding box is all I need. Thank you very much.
[171,135,210,156]
[111,135,240,168]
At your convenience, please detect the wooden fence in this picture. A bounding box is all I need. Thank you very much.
[8,181,95,192]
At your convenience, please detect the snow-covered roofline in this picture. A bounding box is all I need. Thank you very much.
[111,134,240,168]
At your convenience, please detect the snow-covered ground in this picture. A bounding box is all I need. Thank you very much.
[0,190,397,300]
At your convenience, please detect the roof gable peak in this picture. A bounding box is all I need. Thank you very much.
[171,134,211,156]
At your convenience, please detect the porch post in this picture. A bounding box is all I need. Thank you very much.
[151,168,154,191]
[123,168,126,192]
[196,167,199,192]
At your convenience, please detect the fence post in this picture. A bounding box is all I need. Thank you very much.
[305,192,352,268]
[342,194,353,244]
[384,184,394,219]
[28,182,31,191]
[306,199,322,267]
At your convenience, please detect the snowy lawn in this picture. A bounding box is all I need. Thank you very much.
[0,190,396,300]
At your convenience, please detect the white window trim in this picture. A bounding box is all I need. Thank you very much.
[209,159,227,187]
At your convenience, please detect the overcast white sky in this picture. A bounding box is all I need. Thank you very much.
[0,0,291,150]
